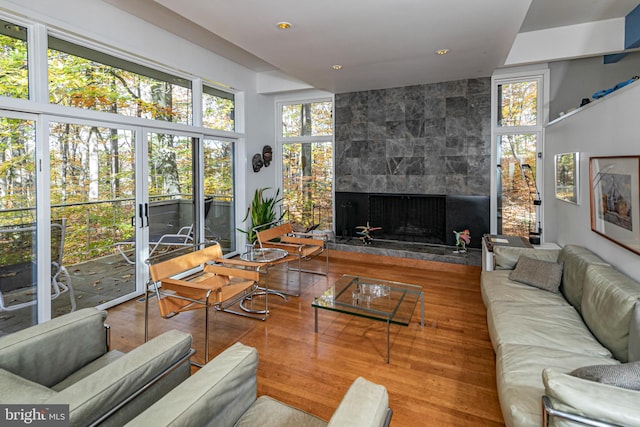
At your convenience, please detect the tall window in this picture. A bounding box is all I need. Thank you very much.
[493,76,545,238]
[48,37,192,124]
[0,19,28,99]
[279,101,333,231]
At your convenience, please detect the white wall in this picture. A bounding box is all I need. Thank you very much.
[544,81,640,280]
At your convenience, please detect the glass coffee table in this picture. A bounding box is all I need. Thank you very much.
[312,274,424,363]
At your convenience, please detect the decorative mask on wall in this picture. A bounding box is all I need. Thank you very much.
[262,145,273,167]
[252,153,264,172]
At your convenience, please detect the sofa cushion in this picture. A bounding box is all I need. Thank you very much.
[581,264,640,363]
[493,246,560,270]
[52,350,124,391]
[508,256,563,293]
[543,369,640,427]
[496,344,616,427]
[557,245,609,313]
[487,303,611,357]
[235,396,327,427]
[481,270,568,309]
[571,361,640,391]
[0,368,56,404]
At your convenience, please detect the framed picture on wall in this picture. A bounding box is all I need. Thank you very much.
[555,152,580,204]
[589,155,640,255]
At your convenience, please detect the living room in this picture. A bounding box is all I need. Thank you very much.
[1,0,640,426]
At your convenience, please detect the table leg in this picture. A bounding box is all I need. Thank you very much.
[314,306,318,333]
[386,319,391,364]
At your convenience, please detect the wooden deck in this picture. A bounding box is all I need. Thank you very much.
[106,250,504,426]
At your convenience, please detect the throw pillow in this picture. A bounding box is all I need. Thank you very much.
[508,256,563,293]
[570,361,640,391]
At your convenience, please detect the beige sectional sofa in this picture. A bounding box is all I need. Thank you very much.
[481,244,640,427]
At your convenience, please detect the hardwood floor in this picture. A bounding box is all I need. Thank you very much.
[106,250,504,426]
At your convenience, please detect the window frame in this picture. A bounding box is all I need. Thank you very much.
[276,97,335,230]
[491,68,550,237]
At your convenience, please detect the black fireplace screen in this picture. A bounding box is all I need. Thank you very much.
[368,194,446,244]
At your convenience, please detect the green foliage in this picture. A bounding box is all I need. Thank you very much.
[239,188,284,243]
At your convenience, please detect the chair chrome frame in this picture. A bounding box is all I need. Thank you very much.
[542,396,623,427]
[253,220,329,297]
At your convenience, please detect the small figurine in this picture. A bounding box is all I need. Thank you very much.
[453,229,471,253]
[355,222,382,245]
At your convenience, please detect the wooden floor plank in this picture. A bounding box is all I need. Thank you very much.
[107,251,504,426]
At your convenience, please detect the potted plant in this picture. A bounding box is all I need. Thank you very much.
[239,187,284,243]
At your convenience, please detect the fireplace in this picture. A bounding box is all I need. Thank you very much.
[335,192,489,249]
[368,194,446,243]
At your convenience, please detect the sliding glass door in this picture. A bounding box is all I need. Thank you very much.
[0,113,38,334]
[203,138,235,253]
[147,132,196,255]
[49,120,137,311]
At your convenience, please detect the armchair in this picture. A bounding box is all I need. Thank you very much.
[0,308,193,427]
[254,221,329,296]
[147,243,262,363]
[125,342,392,427]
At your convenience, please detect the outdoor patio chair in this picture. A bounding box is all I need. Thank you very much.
[0,219,75,312]
[116,198,213,264]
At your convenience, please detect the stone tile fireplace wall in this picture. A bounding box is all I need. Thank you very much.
[334,78,492,247]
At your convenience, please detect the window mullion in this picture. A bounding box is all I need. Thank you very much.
[28,23,48,104]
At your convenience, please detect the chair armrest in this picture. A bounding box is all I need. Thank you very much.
[210,258,265,272]
[0,308,108,387]
[125,342,259,427]
[48,330,193,427]
[203,264,260,282]
[542,396,623,427]
[292,231,329,241]
[542,369,640,427]
[328,377,390,427]
[281,235,326,247]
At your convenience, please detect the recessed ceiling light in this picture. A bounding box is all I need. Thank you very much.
[332,65,343,70]
[277,22,292,30]
[435,49,450,55]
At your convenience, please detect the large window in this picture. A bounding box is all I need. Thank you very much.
[48,37,192,124]
[279,101,333,231]
[0,19,28,99]
[0,14,241,331]
[493,76,545,239]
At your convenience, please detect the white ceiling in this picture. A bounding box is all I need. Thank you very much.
[106,0,640,93]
